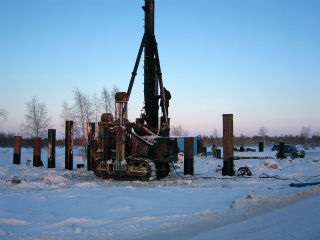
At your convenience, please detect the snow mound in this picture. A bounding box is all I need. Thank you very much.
[264,159,280,169]
[44,174,68,183]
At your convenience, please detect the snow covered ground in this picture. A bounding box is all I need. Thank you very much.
[1,146,320,239]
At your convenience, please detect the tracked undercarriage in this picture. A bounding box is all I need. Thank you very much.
[93,158,172,181]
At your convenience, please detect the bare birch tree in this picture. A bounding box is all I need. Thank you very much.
[60,100,73,140]
[73,89,93,146]
[301,126,311,149]
[101,87,112,113]
[0,107,8,131]
[23,96,51,137]
[171,124,189,136]
[211,129,221,147]
[101,85,120,117]
[72,89,94,160]
[92,92,102,126]
[258,126,268,145]
[0,108,8,122]
[60,101,73,123]
[0,107,8,123]
[111,85,120,116]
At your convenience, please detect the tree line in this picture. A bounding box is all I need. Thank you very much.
[1,98,319,149]
[201,132,320,149]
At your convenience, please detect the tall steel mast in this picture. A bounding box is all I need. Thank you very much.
[126,0,169,135]
[143,0,158,130]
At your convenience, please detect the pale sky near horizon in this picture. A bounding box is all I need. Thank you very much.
[1,0,319,138]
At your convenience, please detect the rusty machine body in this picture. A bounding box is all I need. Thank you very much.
[93,0,177,180]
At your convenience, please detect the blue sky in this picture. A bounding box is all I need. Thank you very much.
[1,0,319,137]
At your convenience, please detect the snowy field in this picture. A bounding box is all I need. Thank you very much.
[1,146,320,239]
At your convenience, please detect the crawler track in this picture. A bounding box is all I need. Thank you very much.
[93,158,162,181]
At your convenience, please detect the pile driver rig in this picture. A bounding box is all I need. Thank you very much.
[92,0,178,180]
